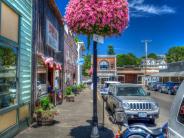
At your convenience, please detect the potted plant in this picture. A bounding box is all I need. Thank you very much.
[35,97,58,125]
[64,86,75,102]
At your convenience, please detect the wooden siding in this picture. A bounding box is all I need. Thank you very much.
[6,0,32,103]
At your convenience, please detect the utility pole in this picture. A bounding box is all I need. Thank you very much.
[141,40,152,85]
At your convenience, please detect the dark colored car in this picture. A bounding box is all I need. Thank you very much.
[152,82,163,91]
[159,82,180,95]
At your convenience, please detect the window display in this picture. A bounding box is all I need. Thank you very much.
[0,46,17,109]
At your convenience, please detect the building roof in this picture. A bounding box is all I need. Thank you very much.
[97,55,116,58]
[48,0,63,25]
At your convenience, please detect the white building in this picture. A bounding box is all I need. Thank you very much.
[77,42,85,85]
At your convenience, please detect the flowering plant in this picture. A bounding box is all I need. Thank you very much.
[65,0,129,36]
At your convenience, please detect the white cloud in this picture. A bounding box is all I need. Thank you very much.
[129,0,176,18]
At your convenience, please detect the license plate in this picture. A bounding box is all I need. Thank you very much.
[138,112,147,118]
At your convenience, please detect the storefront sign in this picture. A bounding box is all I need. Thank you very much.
[46,19,59,51]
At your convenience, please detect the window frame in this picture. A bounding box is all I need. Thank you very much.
[0,1,20,47]
[0,1,20,114]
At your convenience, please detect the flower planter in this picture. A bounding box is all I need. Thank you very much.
[65,95,75,102]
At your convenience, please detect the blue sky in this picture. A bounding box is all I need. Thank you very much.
[56,0,184,57]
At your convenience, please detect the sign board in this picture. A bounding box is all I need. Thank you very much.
[93,34,104,44]
[46,19,59,51]
[77,58,85,65]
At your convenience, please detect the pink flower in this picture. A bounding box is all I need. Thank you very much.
[65,0,129,36]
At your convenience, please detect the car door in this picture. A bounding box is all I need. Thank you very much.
[168,82,184,138]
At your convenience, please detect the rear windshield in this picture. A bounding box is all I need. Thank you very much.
[177,97,184,125]
[117,87,147,96]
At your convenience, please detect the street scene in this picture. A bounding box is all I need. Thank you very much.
[0,0,184,138]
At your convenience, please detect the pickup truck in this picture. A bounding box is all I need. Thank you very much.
[106,83,159,124]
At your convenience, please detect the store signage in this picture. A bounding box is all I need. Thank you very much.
[77,58,84,65]
[46,19,59,51]
[93,34,104,44]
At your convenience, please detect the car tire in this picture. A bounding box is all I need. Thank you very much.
[150,119,155,124]
[159,89,162,93]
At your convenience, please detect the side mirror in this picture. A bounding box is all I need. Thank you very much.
[147,92,151,96]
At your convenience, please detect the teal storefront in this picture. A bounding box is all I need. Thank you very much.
[0,0,32,137]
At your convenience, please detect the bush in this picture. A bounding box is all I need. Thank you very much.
[64,86,73,96]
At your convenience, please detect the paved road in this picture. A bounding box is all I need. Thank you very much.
[149,90,175,127]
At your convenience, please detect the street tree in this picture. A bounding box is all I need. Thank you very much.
[117,53,141,67]
[148,53,157,59]
[107,45,115,55]
[166,46,184,63]
[82,55,91,76]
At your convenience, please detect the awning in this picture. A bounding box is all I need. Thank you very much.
[37,53,62,70]
[151,72,178,77]
[150,71,184,77]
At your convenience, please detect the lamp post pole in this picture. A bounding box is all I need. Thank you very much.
[91,40,99,138]
[141,40,152,85]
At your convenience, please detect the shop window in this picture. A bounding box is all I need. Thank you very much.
[99,61,109,70]
[0,2,19,43]
[0,46,17,110]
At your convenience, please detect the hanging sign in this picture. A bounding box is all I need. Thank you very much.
[93,34,104,44]
[46,19,59,51]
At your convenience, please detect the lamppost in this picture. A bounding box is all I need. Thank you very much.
[91,40,99,138]
[65,1,129,137]
[141,40,152,85]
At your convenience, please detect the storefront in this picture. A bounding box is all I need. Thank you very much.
[0,0,32,137]
[32,0,64,106]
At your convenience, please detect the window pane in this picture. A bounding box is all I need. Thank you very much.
[177,97,184,124]
[0,3,19,43]
[0,46,17,109]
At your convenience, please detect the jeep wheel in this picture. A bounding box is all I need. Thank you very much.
[150,119,155,124]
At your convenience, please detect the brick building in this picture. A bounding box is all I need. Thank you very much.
[95,55,117,84]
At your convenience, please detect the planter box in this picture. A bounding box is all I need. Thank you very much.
[65,95,75,102]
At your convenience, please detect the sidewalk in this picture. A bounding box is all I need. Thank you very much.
[15,88,114,138]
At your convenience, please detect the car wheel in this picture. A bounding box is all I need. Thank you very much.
[159,89,162,93]
[150,119,155,124]
[168,90,172,95]
[106,103,110,111]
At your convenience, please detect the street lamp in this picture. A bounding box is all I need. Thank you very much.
[141,40,152,85]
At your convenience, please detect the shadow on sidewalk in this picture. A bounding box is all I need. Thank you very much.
[70,120,114,138]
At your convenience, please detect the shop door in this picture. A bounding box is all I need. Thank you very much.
[125,74,137,84]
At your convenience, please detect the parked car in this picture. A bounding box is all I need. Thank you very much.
[159,82,180,95]
[168,81,184,137]
[100,81,120,101]
[147,82,156,90]
[151,82,163,91]
[106,83,159,124]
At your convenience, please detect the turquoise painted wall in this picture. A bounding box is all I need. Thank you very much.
[5,0,32,103]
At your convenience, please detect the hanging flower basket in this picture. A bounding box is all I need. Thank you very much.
[65,0,129,36]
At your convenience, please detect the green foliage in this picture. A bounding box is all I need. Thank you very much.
[0,47,16,67]
[74,37,80,43]
[166,46,184,63]
[107,45,115,55]
[82,55,91,76]
[148,53,157,59]
[64,86,73,96]
[117,53,141,67]
[40,97,53,110]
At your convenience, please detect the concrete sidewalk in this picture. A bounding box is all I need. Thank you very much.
[15,88,114,138]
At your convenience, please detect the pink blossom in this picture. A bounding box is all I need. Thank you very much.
[65,0,129,36]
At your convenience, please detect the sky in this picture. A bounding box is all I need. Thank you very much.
[56,0,184,57]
